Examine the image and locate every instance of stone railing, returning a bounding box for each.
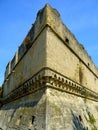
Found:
[2,67,98,104]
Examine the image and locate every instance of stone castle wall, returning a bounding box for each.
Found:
[0,4,98,130]
[3,28,47,97]
[0,88,47,130]
[3,4,98,98]
[46,26,98,92]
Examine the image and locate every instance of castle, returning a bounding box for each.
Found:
[0,4,98,130]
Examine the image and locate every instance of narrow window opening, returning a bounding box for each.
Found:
[79,115,82,122]
[65,38,69,43]
[32,115,35,124]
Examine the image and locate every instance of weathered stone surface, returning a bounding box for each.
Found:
[1,87,98,130]
[0,89,47,130]
[46,88,98,130]
[0,3,98,130]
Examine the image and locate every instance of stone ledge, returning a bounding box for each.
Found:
[2,67,98,105]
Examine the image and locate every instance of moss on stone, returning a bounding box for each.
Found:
[85,108,98,130]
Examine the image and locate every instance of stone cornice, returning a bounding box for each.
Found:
[2,68,98,105]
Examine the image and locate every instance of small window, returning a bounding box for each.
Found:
[32,115,35,124]
[79,115,82,122]
[65,38,69,43]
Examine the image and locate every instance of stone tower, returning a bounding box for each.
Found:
[0,4,98,130]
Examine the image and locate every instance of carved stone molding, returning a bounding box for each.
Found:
[2,68,98,104]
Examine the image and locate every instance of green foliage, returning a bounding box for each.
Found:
[87,110,96,124]
[85,126,88,130]
[85,108,98,130]
[92,125,98,130]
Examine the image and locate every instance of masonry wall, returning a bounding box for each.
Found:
[46,27,98,93]
[3,28,47,97]
[46,4,98,77]
[3,3,98,97]
[0,88,47,130]
[46,87,98,130]
[1,87,98,130]
[1,4,98,130]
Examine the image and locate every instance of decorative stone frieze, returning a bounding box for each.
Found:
[2,68,98,104]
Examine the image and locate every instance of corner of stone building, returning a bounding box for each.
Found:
[45,87,98,130]
[1,3,98,130]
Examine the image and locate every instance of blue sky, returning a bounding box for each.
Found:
[0,0,98,85]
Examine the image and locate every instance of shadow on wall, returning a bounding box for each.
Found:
[0,88,46,111]
[0,88,46,130]
[72,112,85,130]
